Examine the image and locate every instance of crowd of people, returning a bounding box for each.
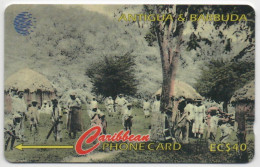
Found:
[4,90,135,151]
[4,89,235,151]
[145,94,235,145]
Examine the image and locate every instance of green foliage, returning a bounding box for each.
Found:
[187,33,201,51]
[195,59,254,103]
[225,38,232,52]
[86,52,138,98]
[144,26,157,47]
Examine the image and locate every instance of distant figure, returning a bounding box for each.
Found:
[27,100,40,142]
[88,107,103,119]
[40,100,52,114]
[174,100,190,144]
[122,103,133,134]
[12,112,24,142]
[143,98,150,118]
[16,91,27,114]
[51,98,63,142]
[183,99,195,139]
[152,94,161,113]
[207,107,222,143]
[115,94,128,115]
[90,97,98,110]
[105,96,114,116]
[89,107,106,134]
[14,92,27,141]
[192,99,206,138]
[4,119,16,151]
[219,113,234,144]
[67,92,82,139]
[28,100,40,126]
[11,89,21,114]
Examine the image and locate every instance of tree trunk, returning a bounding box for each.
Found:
[223,100,228,113]
[150,5,185,141]
[156,26,184,113]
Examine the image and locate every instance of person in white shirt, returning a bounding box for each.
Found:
[152,94,160,113]
[90,97,98,110]
[143,98,151,118]
[40,100,52,114]
[105,96,114,116]
[192,99,206,138]
[115,94,128,115]
[122,103,133,133]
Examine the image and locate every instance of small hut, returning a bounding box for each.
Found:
[5,68,56,112]
[150,80,202,141]
[231,80,255,132]
[231,80,254,103]
[230,80,254,162]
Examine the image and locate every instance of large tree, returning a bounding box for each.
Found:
[195,59,254,112]
[143,5,190,112]
[142,5,254,113]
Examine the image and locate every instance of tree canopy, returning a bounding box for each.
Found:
[195,59,254,112]
[86,52,137,98]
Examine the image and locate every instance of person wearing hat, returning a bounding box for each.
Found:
[50,98,63,142]
[122,103,133,132]
[152,94,161,113]
[174,106,190,143]
[115,94,128,116]
[143,98,151,118]
[28,100,40,139]
[67,92,82,139]
[105,96,114,116]
[4,119,16,151]
[192,99,206,138]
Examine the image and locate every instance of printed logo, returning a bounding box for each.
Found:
[13,12,36,36]
[75,126,150,155]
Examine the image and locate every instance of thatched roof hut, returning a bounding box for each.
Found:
[231,81,254,103]
[5,68,55,92]
[4,68,56,111]
[150,80,202,141]
[230,80,254,158]
[153,80,202,100]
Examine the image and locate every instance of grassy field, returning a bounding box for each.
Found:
[4,104,254,163]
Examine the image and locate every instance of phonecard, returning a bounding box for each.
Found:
[4,4,255,163]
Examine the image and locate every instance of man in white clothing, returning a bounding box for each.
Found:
[143,98,151,118]
[192,99,206,138]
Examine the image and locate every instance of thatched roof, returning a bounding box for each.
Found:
[5,68,55,92]
[231,80,254,102]
[153,80,202,100]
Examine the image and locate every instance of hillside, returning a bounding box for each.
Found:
[5,5,254,98]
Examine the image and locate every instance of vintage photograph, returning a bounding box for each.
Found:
[4,4,255,163]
